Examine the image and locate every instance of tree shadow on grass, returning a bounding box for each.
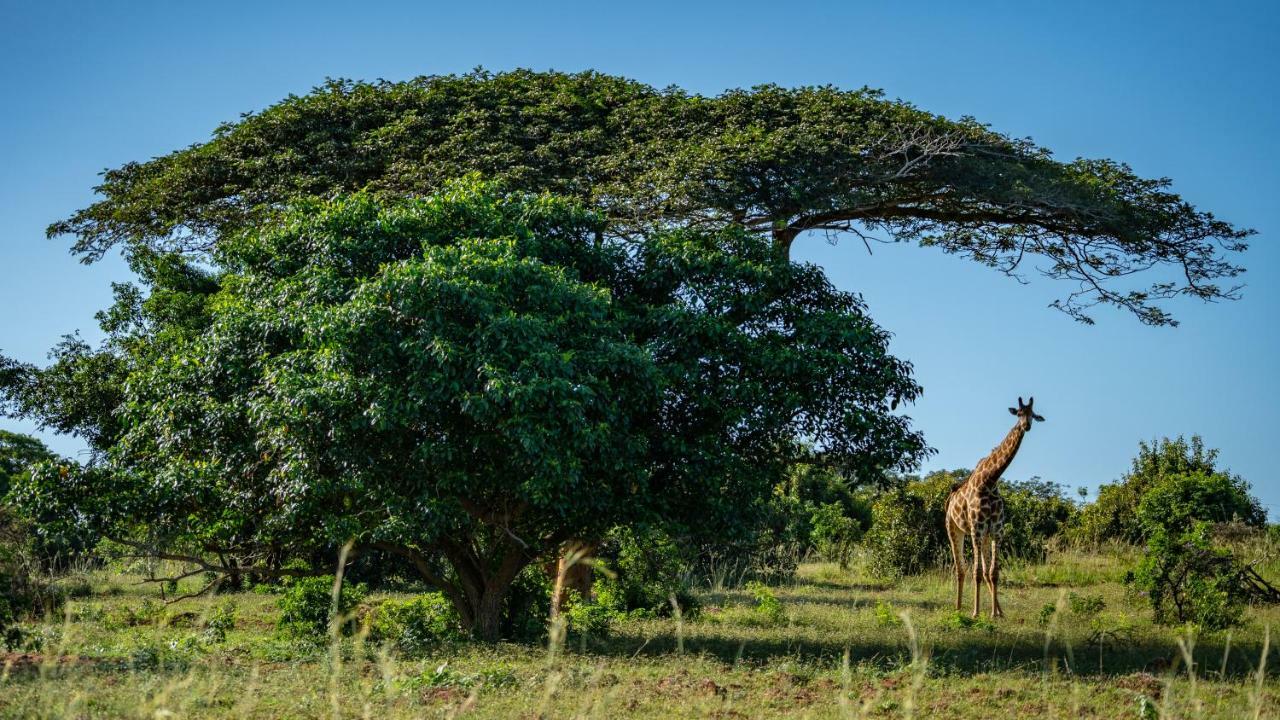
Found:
[593,628,1278,680]
[780,591,948,612]
[794,579,892,593]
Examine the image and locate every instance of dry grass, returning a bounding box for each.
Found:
[1,549,1277,719]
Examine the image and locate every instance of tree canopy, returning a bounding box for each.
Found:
[0,431,56,499]
[52,69,1249,325]
[11,182,926,638]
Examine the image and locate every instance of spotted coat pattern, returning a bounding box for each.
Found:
[945,399,1041,619]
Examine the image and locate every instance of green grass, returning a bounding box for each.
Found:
[2,549,1277,718]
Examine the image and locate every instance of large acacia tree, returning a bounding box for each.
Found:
[11,183,925,638]
[54,69,1248,326]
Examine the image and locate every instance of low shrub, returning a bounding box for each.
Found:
[201,599,237,644]
[809,502,861,568]
[1128,523,1247,630]
[0,509,62,649]
[1068,592,1106,617]
[940,610,995,632]
[368,592,461,654]
[873,599,903,628]
[563,590,616,638]
[595,525,699,618]
[863,488,938,578]
[276,575,368,639]
[745,581,784,624]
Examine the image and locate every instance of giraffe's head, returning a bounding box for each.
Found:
[1008,396,1046,431]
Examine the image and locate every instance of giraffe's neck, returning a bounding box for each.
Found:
[966,421,1027,490]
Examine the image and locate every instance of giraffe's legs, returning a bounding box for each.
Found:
[947,524,965,611]
[970,533,984,619]
[988,537,1003,618]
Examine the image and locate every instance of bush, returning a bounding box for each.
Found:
[201,600,237,644]
[873,599,903,628]
[809,502,862,568]
[1070,436,1233,546]
[863,488,938,578]
[368,593,461,655]
[862,471,957,578]
[1068,592,1106,617]
[1129,523,1248,630]
[0,509,61,649]
[596,525,699,617]
[276,575,368,639]
[563,590,616,638]
[1136,470,1265,537]
[745,581,784,624]
[500,563,553,641]
[864,471,1076,577]
[1001,478,1077,561]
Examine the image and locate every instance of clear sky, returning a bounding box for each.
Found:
[1,1,1276,514]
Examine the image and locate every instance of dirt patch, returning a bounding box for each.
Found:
[1,652,95,671]
[697,678,726,696]
[419,686,465,703]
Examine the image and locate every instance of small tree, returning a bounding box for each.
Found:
[1130,523,1248,630]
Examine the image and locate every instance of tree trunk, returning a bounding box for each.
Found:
[472,587,506,643]
[439,539,532,642]
[550,539,598,616]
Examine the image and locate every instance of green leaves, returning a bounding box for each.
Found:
[14,181,927,637]
[49,70,1249,325]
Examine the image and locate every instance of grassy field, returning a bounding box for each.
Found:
[2,548,1276,719]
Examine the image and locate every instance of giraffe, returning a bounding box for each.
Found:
[945,396,1045,618]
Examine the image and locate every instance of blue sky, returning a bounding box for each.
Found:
[1,1,1276,514]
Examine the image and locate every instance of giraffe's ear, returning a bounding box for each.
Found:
[1033,413,1045,422]
[1009,407,1018,415]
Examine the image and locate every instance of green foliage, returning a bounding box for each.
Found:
[0,432,96,568]
[201,600,237,645]
[745,581,784,624]
[16,183,924,640]
[500,564,553,641]
[862,471,958,578]
[48,70,1249,326]
[276,576,368,640]
[873,599,903,628]
[1136,470,1265,537]
[0,430,56,499]
[863,488,938,579]
[865,471,1076,577]
[1068,592,1106,617]
[941,611,995,632]
[1000,478,1078,562]
[1037,603,1058,626]
[1071,436,1248,545]
[1129,523,1247,630]
[0,510,61,649]
[368,593,462,655]
[595,525,697,618]
[402,662,518,691]
[563,591,616,639]
[808,502,862,568]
